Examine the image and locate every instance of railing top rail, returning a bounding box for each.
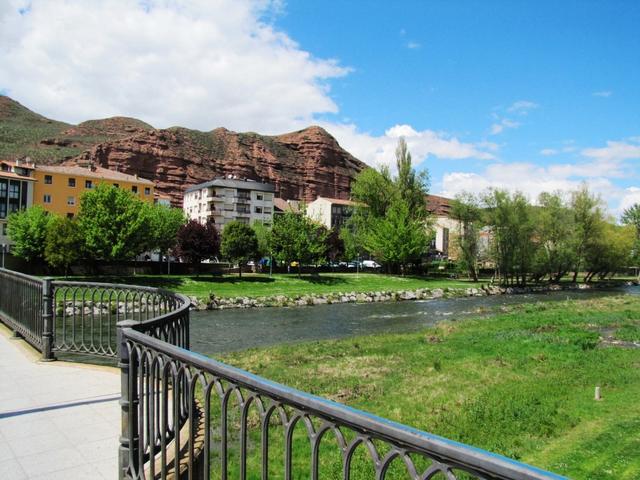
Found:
[123,328,566,480]
[0,267,45,284]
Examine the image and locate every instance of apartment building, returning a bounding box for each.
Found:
[183,177,275,229]
[0,159,36,246]
[33,164,155,217]
[306,197,356,230]
[425,194,460,259]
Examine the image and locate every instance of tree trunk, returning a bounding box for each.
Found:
[238,263,242,278]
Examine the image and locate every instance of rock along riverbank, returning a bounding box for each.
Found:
[191,281,636,311]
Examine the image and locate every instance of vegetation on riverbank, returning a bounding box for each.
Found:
[219,295,640,479]
[62,272,480,300]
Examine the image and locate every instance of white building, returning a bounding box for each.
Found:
[306,196,356,230]
[1,159,36,249]
[183,177,275,229]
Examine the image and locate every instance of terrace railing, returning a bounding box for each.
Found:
[0,268,567,480]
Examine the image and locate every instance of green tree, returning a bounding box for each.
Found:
[252,221,272,261]
[364,198,429,274]
[271,211,328,277]
[44,216,83,275]
[221,221,259,278]
[532,192,576,282]
[621,203,640,238]
[483,190,537,286]
[570,185,605,282]
[584,223,635,281]
[395,137,430,219]
[77,184,150,261]
[6,205,54,263]
[145,204,185,257]
[450,193,482,281]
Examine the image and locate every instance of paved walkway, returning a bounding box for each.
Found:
[0,327,120,479]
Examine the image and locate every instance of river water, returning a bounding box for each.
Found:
[190,285,640,356]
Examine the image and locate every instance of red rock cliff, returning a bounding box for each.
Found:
[73,125,365,206]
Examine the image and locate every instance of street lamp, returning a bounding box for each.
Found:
[1,244,6,269]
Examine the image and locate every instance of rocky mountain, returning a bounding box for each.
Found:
[0,96,366,205]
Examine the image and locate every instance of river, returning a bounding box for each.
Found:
[190,285,640,356]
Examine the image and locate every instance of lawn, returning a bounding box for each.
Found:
[216,295,640,479]
[62,272,481,301]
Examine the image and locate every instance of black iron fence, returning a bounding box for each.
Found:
[0,268,566,480]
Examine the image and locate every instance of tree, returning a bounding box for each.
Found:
[395,137,430,219]
[482,190,537,286]
[145,204,185,257]
[44,216,83,275]
[6,205,54,263]
[77,184,150,261]
[621,203,640,238]
[174,219,219,268]
[583,223,635,281]
[450,193,482,281]
[220,221,259,278]
[570,185,605,282]
[531,192,576,282]
[364,197,429,274]
[271,211,328,277]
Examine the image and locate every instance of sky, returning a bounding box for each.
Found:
[1,0,639,215]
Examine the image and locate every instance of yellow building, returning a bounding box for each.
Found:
[33,164,155,217]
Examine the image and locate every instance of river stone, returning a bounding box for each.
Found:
[431,289,444,298]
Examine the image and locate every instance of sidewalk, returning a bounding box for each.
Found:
[0,326,120,479]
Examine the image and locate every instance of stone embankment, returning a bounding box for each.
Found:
[193,281,627,311]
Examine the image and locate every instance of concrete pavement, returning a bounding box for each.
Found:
[0,325,120,479]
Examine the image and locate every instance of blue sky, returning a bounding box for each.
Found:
[274,1,640,210]
[1,0,638,213]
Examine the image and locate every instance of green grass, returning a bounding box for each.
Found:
[214,295,640,479]
[60,272,481,301]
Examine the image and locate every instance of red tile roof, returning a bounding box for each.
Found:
[36,165,154,185]
[425,194,453,217]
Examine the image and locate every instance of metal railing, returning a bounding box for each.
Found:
[0,268,566,480]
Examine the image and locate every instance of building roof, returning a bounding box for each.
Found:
[1,159,36,170]
[0,170,36,182]
[425,194,453,217]
[311,196,357,206]
[185,177,275,194]
[35,165,155,185]
[273,197,301,213]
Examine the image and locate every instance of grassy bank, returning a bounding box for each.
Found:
[63,273,480,301]
[218,295,640,479]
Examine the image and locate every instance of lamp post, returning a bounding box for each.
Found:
[1,244,6,269]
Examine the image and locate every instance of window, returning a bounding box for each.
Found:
[113,183,119,188]
[2,223,7,235]
[66,213,74,219]
[67,196,75,206]
[43,194,52,204]
[132,186,138,193]
[68,178,76,187]
[256,194,263,201]
[144,187,151,195]
[0,203,6,219]
[85,180,93,189]
[0,180,7,198]
[264,207,272,214]
[8,182,19,199]
[254,206,263,214]
[264,193,273,201]
[44,175,52,184]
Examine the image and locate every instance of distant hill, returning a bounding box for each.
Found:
[0,96,366,205]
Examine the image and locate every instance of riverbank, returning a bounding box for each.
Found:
[199,279,632,310]
[219,295,640,479]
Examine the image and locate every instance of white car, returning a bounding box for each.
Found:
[362,260,381,269]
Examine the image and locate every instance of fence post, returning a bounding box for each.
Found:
[118,320,139,480]
[41,277,54,361]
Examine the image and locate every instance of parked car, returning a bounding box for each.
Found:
[362,260,381,269]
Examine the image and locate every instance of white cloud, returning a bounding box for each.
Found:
[440,138,640,215]
[0,0,348,133]
[540,148,558,156]
[593,91,613,98]
[490,118,520,135]
[319,122,495,170]
[507,100,538,114]
[406,41,421,49]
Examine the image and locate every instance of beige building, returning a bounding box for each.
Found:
[426,194,460,259]
[183,177,275,229]
[0,159,36,247]
[306,196,356,230]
